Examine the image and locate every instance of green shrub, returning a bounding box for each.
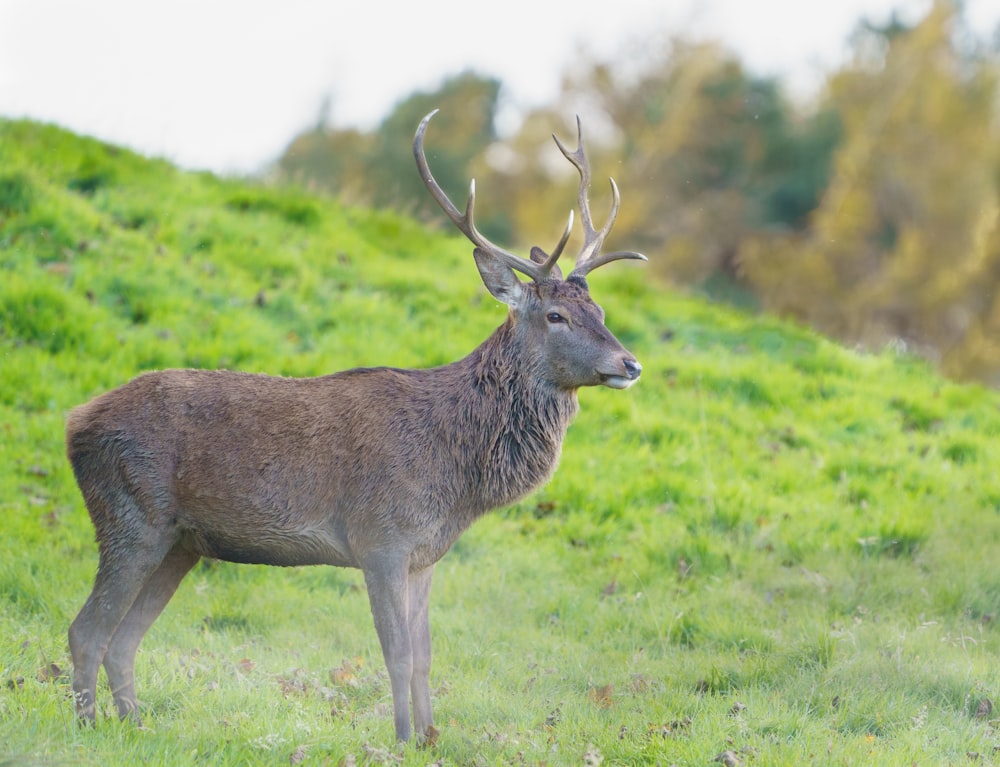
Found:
[0,172,35,216]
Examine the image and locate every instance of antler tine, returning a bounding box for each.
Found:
[414,110,555,283]
[549,210,574,261]
[528,210,574,278]
[552,116,647,279]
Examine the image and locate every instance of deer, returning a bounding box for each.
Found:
[65,109,645,743]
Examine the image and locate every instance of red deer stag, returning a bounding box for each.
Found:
[66,110,645,742]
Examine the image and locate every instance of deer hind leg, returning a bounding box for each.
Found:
[102,544,200,722]
[407,566,435,740]
[68,512,178,723]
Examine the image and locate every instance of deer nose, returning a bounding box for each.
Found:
[623,358,642,380]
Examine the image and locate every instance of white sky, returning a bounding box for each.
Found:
[0,0,995,174]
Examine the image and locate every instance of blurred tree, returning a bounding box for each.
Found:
[278,72,502,231]
[485,41,840,300]
[942,197,1000,382]
[280,126,372,201]
[366,72,500,224]
[273,0,1000,382]
[740,0,1000,379]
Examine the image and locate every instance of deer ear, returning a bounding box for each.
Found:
[473,247,525,307]
[530,246,563,279]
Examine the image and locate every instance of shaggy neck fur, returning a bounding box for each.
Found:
[440,315,579,514]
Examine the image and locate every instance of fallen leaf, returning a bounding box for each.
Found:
[677,557,692,579]
[647,717,692,738]
[360,743,398,764]
[544,707,561,729]
[534,501,557,518]
[36,663,64,683]
[331,657,363,687]
[629,674,652,693]
[46,261,71,276]
[581,743,603,766]
[236,658,255,674]
[278,675,307,697]
[331,669,355,686]
[588,684,614,708]
[422,724,439,748]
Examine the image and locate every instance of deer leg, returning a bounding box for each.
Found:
[407,566,434,740]
[102,545,200,722]
[69,533,175,722]
[362,552,413,742]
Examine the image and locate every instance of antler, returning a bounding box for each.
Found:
[552,116,647,280]
[414,110,568,283]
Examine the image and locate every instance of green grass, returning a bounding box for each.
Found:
[2,118,1000,765]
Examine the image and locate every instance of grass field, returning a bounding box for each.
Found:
[2,119,1000,766]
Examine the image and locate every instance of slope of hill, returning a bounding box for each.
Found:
[2,119,999,766]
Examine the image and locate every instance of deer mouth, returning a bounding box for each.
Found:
[601,374,637,390]
[601,371,642,389]
[600,358,642,389]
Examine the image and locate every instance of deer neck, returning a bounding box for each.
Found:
[451,316,579,510]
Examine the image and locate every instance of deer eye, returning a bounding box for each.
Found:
[546,312,567,324]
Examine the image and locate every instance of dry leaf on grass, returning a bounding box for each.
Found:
[974,698,993,719]
[647,717,692,738]
[331,657,364,687]
[587,684,614,708]
[713,750,741,767]
[581,743,603,766]
[422,725,440,748]
[36,662,64,683]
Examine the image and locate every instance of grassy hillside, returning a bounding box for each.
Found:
[2,119,1000,766]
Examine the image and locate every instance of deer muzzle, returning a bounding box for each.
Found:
[601,357,642,390]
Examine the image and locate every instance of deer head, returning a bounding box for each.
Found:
[413,110,645,391]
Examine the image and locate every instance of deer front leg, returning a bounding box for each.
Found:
[407,566,434,740]
[362,552,413,742]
